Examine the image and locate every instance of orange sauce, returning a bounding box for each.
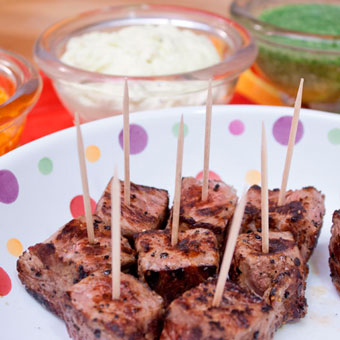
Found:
[0,75,39,155]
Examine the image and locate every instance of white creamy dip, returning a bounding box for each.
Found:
[61,25,220,76]
[57,25,227,121]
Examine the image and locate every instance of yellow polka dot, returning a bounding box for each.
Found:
[7,238,23,257]
[245,170,261,186]
[86,145,101,163]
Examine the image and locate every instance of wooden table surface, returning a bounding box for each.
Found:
[0,0,232,62]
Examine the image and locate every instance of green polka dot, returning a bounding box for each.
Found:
[328,128,340,145]
[172,122,189,137]
[38,157,53,175]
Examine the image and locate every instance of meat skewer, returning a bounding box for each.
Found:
[111,166,121,299]
[278,78,304,206]
[329,210,340,293]
[171,114,184,246]
[123,78,131,206]
[213,190,247,306]
[75,111,94,244]
[202,79,212,201]
[261,121,269,253]
[17,215,135,319]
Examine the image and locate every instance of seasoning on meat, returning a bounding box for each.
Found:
[329,210,340,293]
[17,216,135,318]
[160,278,276,340]
[135,228,219,305]
[242,185,325,262]
[62,271,164,340]
[230,231,307,328]
[95,178,169,240]
[167,177,237,247]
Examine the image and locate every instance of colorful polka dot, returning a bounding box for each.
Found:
[0,170,19,204]
[229,120,245,135]
[7,238,23,257]
[119,124,148,155]
[70,195,96,218]
[272,116,304,146]
[172,122,189,137]
[245,170,261,185]
[86,145,101,162]
[0,267,11,297]
[196,170,222,181]
[328,128,340,145]
[38,157,53,175]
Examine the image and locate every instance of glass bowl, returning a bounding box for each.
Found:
[34,4,257,122]
[231,0,340,113]
[0,48,42,155]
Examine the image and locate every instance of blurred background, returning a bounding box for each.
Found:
[0,0,232,61]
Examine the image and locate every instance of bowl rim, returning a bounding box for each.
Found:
[34,3,257,83]
[230,0,340,54]
[0,48,42,132]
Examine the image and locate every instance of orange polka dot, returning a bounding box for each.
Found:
[7,238,23,257]
[86,145,101,163]
[245,170,261,185]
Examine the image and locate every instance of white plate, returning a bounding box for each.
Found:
[0,105,339,339]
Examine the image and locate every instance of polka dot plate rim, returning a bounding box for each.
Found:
[0,105,339,340]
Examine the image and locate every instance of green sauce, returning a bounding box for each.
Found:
[255,3,340,107]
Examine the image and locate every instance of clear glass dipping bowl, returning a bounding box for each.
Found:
[0,48,42,155]
[34,4,257,122]
[231,0,340,113]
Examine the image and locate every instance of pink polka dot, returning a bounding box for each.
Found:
[0,170,19,204]
[229,120,245,135]
[70,195,96,218]
[119,124,148,155]
[0,267,11,296]
[272,116,304,146]
[196,170,221,181]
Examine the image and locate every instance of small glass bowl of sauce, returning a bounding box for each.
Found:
[0,48,42,155]
[231,0,340,113]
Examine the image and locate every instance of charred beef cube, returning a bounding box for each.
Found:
[17,216,135,318]
[95,178,169,240]
[62,272,164,340]
[230,231,307,328]
[161,278,276,340]
[135,228,219,305]
[167,177,237,248]
[329,210,340,293]
[242,185,325,262]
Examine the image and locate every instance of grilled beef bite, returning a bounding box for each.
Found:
[167,177,237,247]
[17,216,135,318]
[241,185,325,262]
[95,178,169,240]
[62,271,164,340]
[230,231,307,328]
[161,278,276,340]
[329,210,340,293]
[135,228,219,305]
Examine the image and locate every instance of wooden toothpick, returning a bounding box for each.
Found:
[212,190,247,307]
[171,115,185,246]
[111,166,121,300]
[278,79,304,206]
[74,112,94,244]
[261,122,269,253]
[123,78,130,206]
[202,80,213,201]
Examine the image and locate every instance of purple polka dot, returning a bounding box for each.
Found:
[272,116,304,146]
[119,124,148,155]
[0,170,19,204]
[229,120,245,135]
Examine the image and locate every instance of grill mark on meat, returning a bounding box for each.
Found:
[329,210,340,293]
